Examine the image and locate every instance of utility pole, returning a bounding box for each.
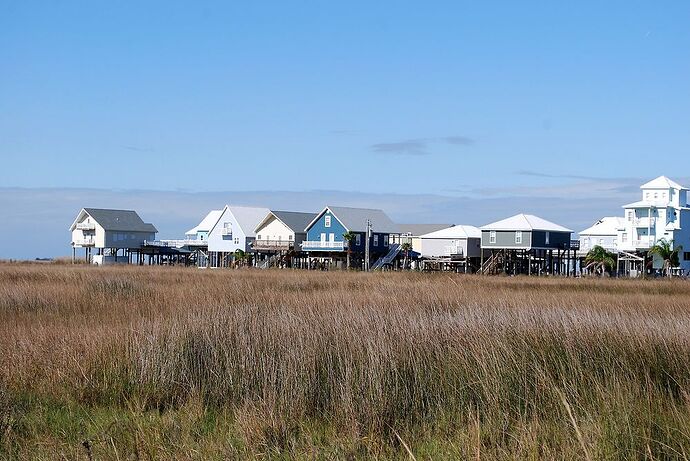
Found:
[364,219,371,271]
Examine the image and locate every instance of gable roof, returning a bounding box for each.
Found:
[71,208,158,233]
[397,224,454,236]
[256,210,317,233]
[640,176,687,190]
[305,206,400,234]
[419,225,481,239]
[579,217,626,236]
[211,205,271,238]
[481,214,572,233]
[186,210,223,235]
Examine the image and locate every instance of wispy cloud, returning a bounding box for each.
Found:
[372,139,429,156]
[371,135,474,156]
[120,144,155,152]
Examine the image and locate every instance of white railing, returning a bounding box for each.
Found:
[301,240,346,250]
[633,217,656,227]
[76,223,96,230]
[253,240,293,249]
[73,238,95,246]
[144,238,209,248]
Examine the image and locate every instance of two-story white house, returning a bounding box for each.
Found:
[206,205,271,267]
[617,176,690,272]
[69,208,157,263]
[578,217,626,253]
[253,210,316,252]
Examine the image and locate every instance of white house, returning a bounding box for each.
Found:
[206,205,271,267]
[578,217,625,253]
[391,224,454,254]
[185,210,223,242]
[417,225,482,258]
[69,208,157,263]
[253,210,316,252]
[617,176,690,272]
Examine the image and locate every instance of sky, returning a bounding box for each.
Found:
[1,1,689,258]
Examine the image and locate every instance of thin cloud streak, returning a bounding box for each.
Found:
[371,135,475,156]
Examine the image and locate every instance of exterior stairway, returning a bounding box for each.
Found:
[480,252,504,275]
[371,244,401,270]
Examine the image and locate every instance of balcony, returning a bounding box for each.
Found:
[619,236,655,250]
[632,217,656,228]
[301,240,346,251]
[76,222,96,230]
[73,238,95,246]
[253,240,294,251]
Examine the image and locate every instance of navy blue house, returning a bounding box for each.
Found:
[302,206,400,257]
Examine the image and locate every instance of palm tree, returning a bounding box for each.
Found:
[648,238,682,277]
[342,231,356,270]
[401,242,412,270]
[583,245,616,276]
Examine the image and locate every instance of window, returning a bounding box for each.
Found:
[257,234,261,240]
[234,237,239,244]
[489,231,496,244]
[622,233,628,243]
[289,235,293,241]
[515,231,522,244]
[355,234,361,245]
[329,233,334,242]
[545,232,550,245]
[684,252,690,261]
[627,211,633,221]
[598,238,604,245]
[373,234,379,246]
[654,192,658,200]
[383,235,389,246]
[277,235,281,241]
[325,215,331,228]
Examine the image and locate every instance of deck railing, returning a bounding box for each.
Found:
[301,240,346,250]
[73,238,95,246]
[253,240,293,250]
[76,223,96,230]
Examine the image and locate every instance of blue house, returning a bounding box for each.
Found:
[302,206,400,257]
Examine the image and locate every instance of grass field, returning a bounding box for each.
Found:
[2,264,690,459]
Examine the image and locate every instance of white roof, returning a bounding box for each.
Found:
[640,176,687,190]
[186,210,223,235]
[621,200,674,209]
[579,217,625,236]
[419,225,481,239]
[481,214,572,232]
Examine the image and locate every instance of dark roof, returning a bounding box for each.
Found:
[272,211,317,232]
[314,206,399,233]
[83,208,158,233]
[397,223,454,236]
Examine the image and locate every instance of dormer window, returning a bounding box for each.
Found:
[325,215,331,228]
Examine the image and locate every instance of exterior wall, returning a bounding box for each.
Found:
[481,230,570,250]
[207,208,249,253]
[304,210,347,252]
[579,234,618,253]
[304,210,391,254]
[419,238,470,258]
[103,231,155,249]
[531,230,571,249]
[256,216,295,242]
[71,215,107,248]
[481,230,533,249]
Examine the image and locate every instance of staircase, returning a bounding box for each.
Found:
[371,244,401,270]
[480,252,503,275]
[258,255,279,269]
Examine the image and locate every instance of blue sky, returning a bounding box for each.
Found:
[1,2,689,257]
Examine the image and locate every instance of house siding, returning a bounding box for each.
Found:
[304,209,391,254]
[481,230,533,249]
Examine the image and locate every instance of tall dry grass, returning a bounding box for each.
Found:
[1,265,690,459]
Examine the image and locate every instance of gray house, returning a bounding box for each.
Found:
[480,213,574,275]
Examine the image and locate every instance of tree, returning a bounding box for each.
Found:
[583,245,616,276]
[342,231,356,270]
[648,238,682,277]
[401,242,412,270]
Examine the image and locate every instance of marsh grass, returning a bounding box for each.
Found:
[2,265,690,459]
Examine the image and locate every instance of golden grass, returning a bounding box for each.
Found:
[1,264,690,459]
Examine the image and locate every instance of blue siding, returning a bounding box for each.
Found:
[304,209,392,254]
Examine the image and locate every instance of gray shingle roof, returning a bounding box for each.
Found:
[271,211,317,232]
[322,206,399,234]
[83,208,158,233]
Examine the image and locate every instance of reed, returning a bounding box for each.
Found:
[1,264,690,459]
